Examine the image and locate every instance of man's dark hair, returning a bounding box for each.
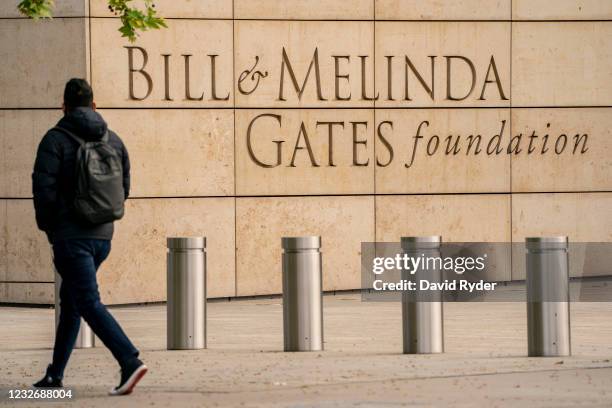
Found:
[63,78,93,110]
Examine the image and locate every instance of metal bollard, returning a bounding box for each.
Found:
[167,237,206,350]
[54,272,95,348]
[401,236,444,354]
[526,237,571,357]
[282,236,323,352]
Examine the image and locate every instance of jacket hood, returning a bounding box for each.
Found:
[57,107,108,141]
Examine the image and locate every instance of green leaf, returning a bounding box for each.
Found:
[19,0,166,41]
[18,0,55,20]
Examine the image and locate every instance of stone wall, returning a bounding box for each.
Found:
[1,0,610,304]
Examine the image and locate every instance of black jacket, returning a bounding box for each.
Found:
[32,107,130,243]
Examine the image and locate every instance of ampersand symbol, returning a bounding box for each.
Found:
[238,56,269,95]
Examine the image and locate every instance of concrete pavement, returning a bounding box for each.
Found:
[0,294,611,407]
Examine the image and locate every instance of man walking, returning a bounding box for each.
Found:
[32,78,147,395]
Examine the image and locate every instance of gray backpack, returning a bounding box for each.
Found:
[55,126,125,224]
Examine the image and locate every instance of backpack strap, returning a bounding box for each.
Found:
[53,126,110,145]
[53,126,84,146]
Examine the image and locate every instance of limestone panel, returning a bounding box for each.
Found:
[91,19,233,108]
[375,21,510,108]
[0,201,7,282]
[512,22,612,106]
[511,108,612,192]
[513,0,612,20]
[512,193,612,241]
[99,109,234,197]
[0,110,60,198]
[236,109,374,195]
[5,200,53,282]
[375,0,510,20]
[99,197,235,304]
[511,192,612,279]
[0,18,88,108]
[0,283,6,301]
[234,20,374,108]
[376,194,511,281]
[0,108,235,199]
[376,194,511,242]
[375,108,511,194]
[234,0,374,20]
[4,282,54,304]
[236,196,375,296]
[90,0,232,18]
[0,0,86,18]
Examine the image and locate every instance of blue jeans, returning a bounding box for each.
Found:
[50,239,139,379]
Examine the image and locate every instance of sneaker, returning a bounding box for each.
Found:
[109,358,148,396]
[33,365,63,388]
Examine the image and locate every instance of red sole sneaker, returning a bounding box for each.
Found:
[109,365,148,396]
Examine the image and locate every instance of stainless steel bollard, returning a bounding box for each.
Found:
[282,236,323,352]
[401,236,444,354]
[526,237,571,357]
[54,271,95,348]
[167,237,206,350]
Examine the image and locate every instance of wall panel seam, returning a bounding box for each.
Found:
[76,17,612,22]
[0,16,89,20]
[373,0,377,245]
[2,191,612,201]
[1,16,609,23]
[510,0,514,277]
[88,0,92,86]
[232,0,238,298]
[2,192,611,200]
[3,106,612,110]
[0,281,54,284]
